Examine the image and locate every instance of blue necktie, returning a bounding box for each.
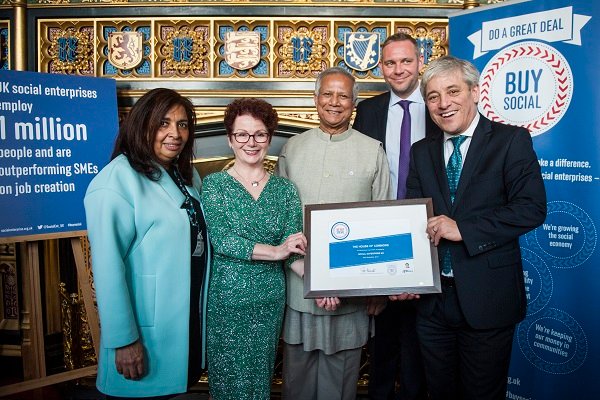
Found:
[396,100,412,199]
[447,135,467,204]
[441,135,467,275]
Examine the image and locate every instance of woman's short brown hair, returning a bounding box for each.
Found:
[224,98,278,140]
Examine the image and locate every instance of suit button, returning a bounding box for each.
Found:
[478,245,484,251]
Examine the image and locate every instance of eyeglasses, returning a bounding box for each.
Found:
[231,131,270,143]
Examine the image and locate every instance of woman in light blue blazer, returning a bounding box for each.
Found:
[84,88,210,399]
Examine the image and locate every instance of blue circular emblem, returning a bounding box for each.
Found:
[331,222,350,240]
[521,248,553,316]
[524,201,596,269]
[517,308,588,374]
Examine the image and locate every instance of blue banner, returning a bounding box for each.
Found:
[329,233,413,269]
[0,70,118,239]
[450,0,598,398]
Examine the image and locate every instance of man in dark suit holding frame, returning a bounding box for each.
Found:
[353,33,429,400]
[406,55,546,400]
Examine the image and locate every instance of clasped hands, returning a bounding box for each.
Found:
[278,232,307,259]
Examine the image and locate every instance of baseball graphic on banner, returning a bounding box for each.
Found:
[479,41,573,136]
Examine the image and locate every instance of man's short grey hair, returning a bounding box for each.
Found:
[420,56,481,98]
[315,67,359,103]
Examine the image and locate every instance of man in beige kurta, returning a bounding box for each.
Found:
[276,67,391,400]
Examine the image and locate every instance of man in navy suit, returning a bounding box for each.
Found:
[353,33,428,400]
[406,56,547,400]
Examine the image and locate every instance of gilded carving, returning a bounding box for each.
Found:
[36,0,72,4]
[26,0,480,4]
[35,16,448,79]
[60,281,97,370]
[81,236,96,301]
[278,111,321,128]
[80,0,127,3]
[0,21,8,71]
[23,0,507,5]
[157,23,210,77]
[0,244,18,324]
[277,24,328,77]
[45,26,94,75]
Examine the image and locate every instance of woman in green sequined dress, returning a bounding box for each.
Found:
[201,98,306,400]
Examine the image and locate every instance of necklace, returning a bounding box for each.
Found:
[232,166,267,187]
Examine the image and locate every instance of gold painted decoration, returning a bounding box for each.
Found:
[278,111,321,127]
[108,31,143,70]
[156,21,209,78]
[35,15,448,82]
[224,31,261,70]
[162,26,209,75]
[0,24,4,70]
[0,243,18,325]
[48,27,94,74]
[278,25,327,76]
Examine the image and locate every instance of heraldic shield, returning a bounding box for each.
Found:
[108,31,143,70]
[224,31,261,70]
[344,32,380,71]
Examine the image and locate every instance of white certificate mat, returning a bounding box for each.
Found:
[304,199,441,298]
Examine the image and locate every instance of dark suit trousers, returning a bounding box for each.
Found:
[368,301,427,400]
[415,284,515,400]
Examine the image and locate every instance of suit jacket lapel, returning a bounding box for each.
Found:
[374,92,391,150]
[427,131,452,211]
[453,116,492,206]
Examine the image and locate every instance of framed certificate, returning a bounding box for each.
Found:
[304,198,441,298]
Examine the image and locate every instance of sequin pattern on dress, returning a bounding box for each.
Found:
[201,171,303,400]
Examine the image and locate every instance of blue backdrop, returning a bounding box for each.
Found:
[0,70,118,239]
[450,0,598,398]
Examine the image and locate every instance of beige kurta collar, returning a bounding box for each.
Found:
[316,127,354,142]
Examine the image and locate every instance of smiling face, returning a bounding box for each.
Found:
[380,40,423,99]
[314,73,355,135]
[424,69,480,135]
[153,104,190,168]
[228,114,270,167]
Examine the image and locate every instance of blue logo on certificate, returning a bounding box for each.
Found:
[329,234,413,269]
[327,218,415,277]
[331,221,350,240]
